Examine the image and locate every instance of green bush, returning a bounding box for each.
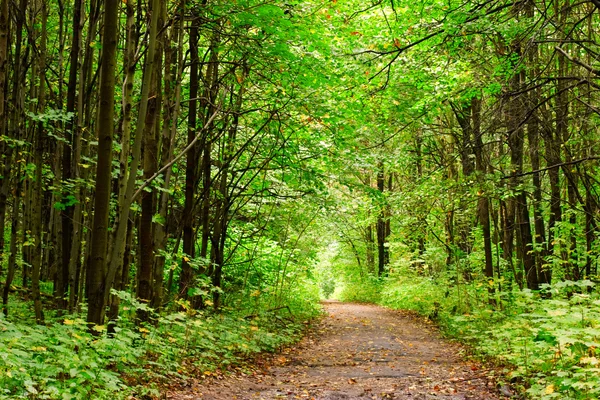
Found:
[450,281,600,399]
[0,290,320,400]
[0,315,133,399]
[370,271,600,399]
[336,276,382,303]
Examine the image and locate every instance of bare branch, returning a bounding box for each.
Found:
[501,157,600,180]
[131,108,221,201]
[555,46,600,76]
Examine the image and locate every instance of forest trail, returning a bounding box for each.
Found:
[168,301,505,399]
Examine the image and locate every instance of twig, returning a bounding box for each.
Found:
[555,46,600,76]
[500,157,600,180]
[131,108,220,201]
[244,305,292,320]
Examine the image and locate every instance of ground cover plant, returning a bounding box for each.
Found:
[332,263,600,399]
[0,288,320,399]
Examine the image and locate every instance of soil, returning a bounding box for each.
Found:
[167,301,509,399]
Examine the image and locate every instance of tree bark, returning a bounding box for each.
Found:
[86,0,119,328]
[138,0,163,320]
[376,163,389,276]
[180,16,199,299]
[506,59,538,290]
[471,96,494,296]
[0,0,9,270]
[152,3,183,309]
[30,0,47,324]
[104,0,161,311]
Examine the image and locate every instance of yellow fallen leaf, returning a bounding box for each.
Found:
[545,384,555,394]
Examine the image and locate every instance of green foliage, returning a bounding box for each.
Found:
[337,276,382,304]
[450,281,600,400]
[380,275,445,317]
[352,269,600,399]
[0,291,320,399]
[0,314,132,399]
[319,274,336,299]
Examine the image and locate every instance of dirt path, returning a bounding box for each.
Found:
[168,301,506,399]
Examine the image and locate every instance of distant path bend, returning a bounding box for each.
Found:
[169,301,504,399]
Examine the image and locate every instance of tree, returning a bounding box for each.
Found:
[86,0,119,328]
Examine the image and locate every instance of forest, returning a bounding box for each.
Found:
[0,0,599,398]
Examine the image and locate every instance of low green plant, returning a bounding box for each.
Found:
[336,275,382,303]
[0,287,320,399]
[452,280,600,399]
[0,314,135,399]
[362,269,600,399]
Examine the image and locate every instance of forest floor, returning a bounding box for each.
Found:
[167,301,509,399]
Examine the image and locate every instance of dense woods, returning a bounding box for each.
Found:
[2,0,600,398]
[0,0,328,320]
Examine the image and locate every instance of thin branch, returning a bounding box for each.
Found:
[131,108,220,201]
[500,157,600,180]
[347,0,384,21]
[575,96,600,117]
[555,46,600,76]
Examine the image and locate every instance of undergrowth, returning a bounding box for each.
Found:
[0,290,321,399]
[339,267,600,399]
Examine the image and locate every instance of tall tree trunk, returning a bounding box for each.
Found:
[104,0,160,312]
[543,0,569,273]
[199,36,220,261]
[376,163,389,276]
[451,101,475,261]
[77,0,100,297]
[3,0,27,310]
[506,57,538,290]
[0,0,9,269]
[471,96,494,298]
[57,0,83,310]
[525,0,550,286]
[58,0,79,310]
[180,16,199,299]
[86,0,119,328]
[105,0,137,322]
[138,0,163,319]
[152,4,183,309]
[503,43,522,288]
[30,0,47,324]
